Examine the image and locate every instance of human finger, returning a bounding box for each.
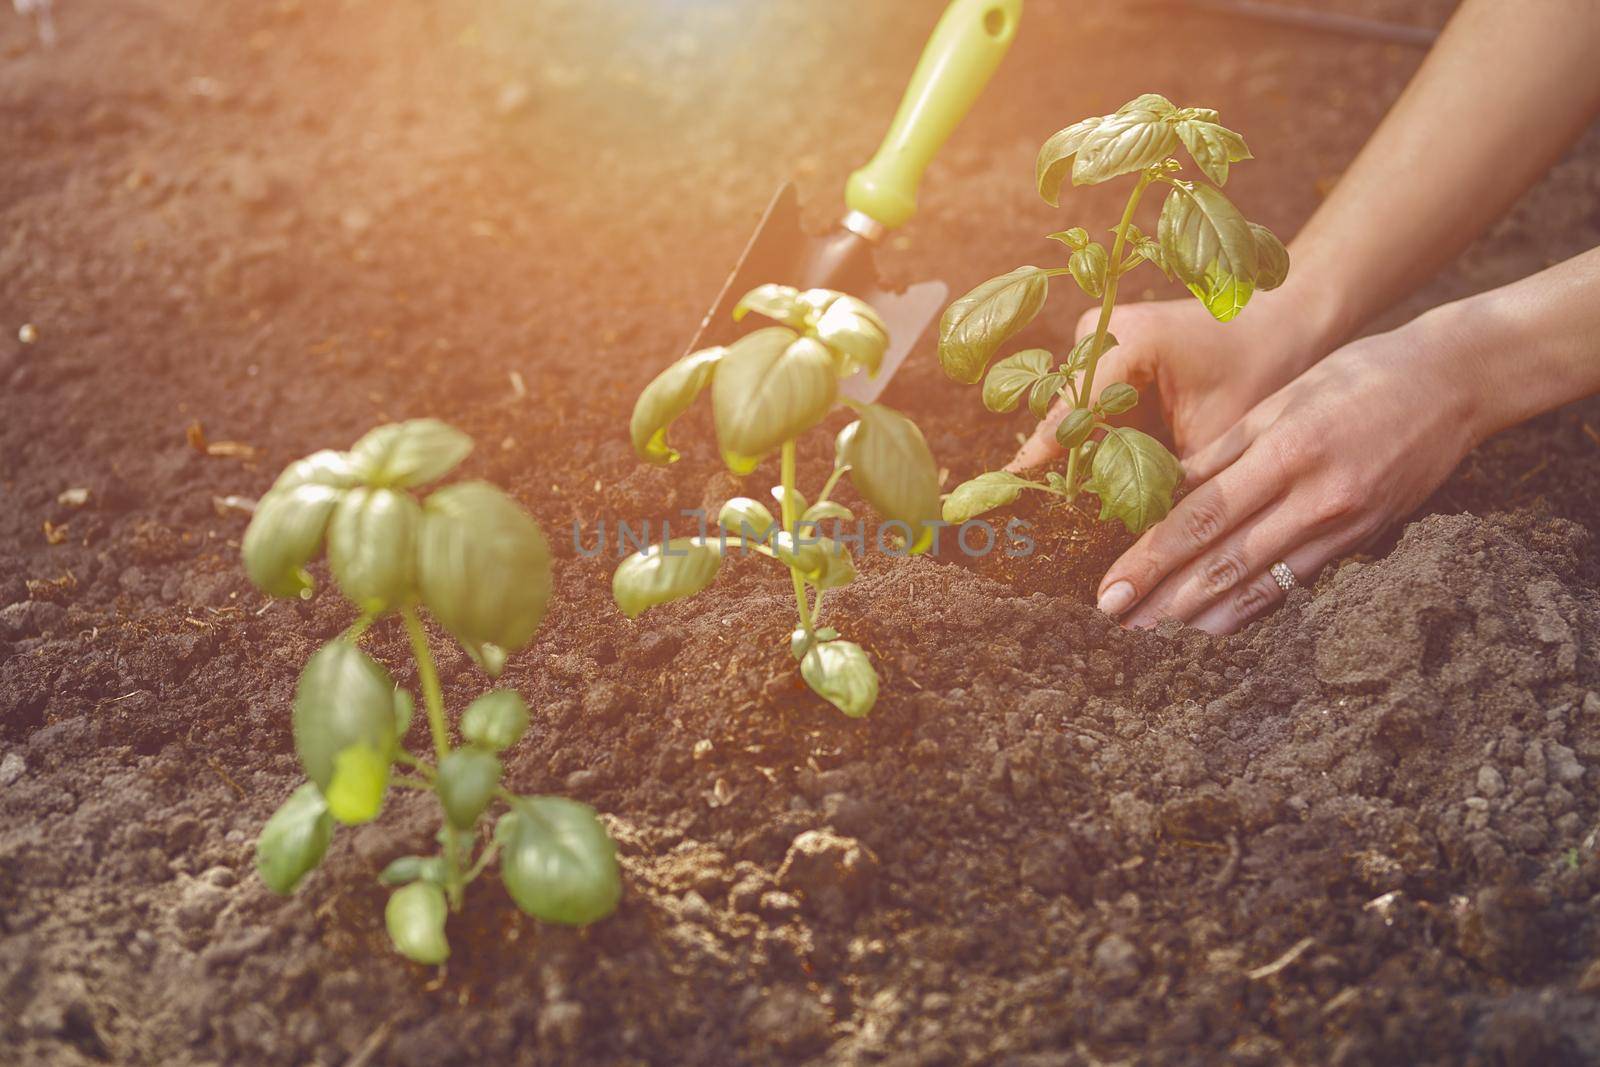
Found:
[1094,442,1288,620]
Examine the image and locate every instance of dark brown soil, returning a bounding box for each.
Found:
[955,489,1134,604]
[6,1,1600,1064]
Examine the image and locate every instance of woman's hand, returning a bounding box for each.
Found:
[1094,309,1484,634]
[1008,292,1329,473]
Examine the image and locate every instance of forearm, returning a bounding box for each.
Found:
[1281,0,1600,355]
[1426,245,1600,444]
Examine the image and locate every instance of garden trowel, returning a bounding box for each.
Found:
[684,0,1023,403]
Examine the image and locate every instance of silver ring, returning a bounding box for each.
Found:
[1269,561,1298,593]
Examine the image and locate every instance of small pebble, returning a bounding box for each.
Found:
[0,752,25,787]
[678,889,713,925]
[175,880,228,932]
[758,890,801,920]
[1476,765,1505,798]
[745,986,831,1054]
[199,866,237,888]
[1093,933,1143,991]
[777,829,878,923]
[1546,743,1584,784]
[537,1001,584,1048]
[18,323,38,344]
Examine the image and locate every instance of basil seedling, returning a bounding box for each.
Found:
[620,286,942,718]
[244,420,621,965]
[939,95,1289,533]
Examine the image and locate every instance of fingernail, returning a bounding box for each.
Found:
[1097,580,1136,619]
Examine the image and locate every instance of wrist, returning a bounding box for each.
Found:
[1393,300,1498,452]
[1224,273,1348,394]
[1264,248,1363,365]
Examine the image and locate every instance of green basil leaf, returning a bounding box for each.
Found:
[1071,95,1179,186]
[806,537,856,591]
[813,293,889,378]
[800,639,878,718]
[982,348,1052,414]
[611,537,722,619]
[717,497,775,543]
[833,421,859,468]
[801,501,854,526]
[732,283,805,328]
[1158,184,1260,322]
[1083,427,1183,534]
[942,470,1034,523]
[378,855,447,887]
[790,625,839,661]
[769,484,809,521]
[393,688,415,736]
[242,484,343,599]
[271,449,362,493]
[1116,222,1169,278]
[937,267,1049,384]
[348,419,473,489]
[1054,408,1096,451]
[323,742,391,825]
[256,782,333,895]
[1029,373,1068,419]
[293,641,397,806]
[1045,227,1091,251]
[1097,382,1139,415]
[836,403,942,555]
[1037,118,1104,206]
[1045,471,1074,494]
[1174,118,1251,186]
[496,796,621,926]
[712,328,836,474]
[772,531,826,579]
[326,487,420,615]
[1133,236,1171,278]
[1250,223,1290,291]
[417,482,552,675]
[1119,93,1179,115]
[461,689,530,751]
[1068,244,1109,298]
[629,347,723,465]
[386,881,450,965]
[1192,262,1255,322]
[1065,331,1118,373]
[438,746,503,829]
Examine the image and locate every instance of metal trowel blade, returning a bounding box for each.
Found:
[684,182,947,404]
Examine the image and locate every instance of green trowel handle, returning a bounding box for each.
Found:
[845,0,1023,231]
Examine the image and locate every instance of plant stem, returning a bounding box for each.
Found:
[394,750,436,776]
[780,441,815,635]
[495,785,558,835]
[815,465,847,506]
[1065,169,1155,498]
[341,614,375,643]
[461,841,500,885]
[401,607,464,908]
[401,609,451,763]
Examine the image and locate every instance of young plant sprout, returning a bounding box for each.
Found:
[939,94,1290,534]
[243,419,620,965]
[616,286,942,718]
